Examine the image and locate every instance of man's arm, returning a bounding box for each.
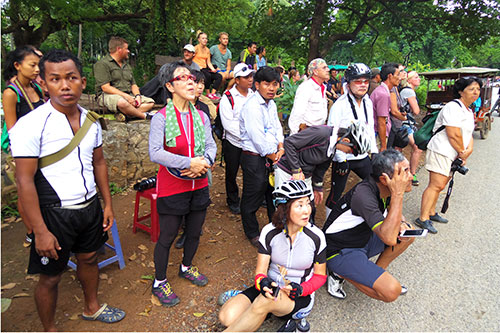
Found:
[377,116,387,151]
[16,158,61,259]
[372,163,410,245]
[92,146,114,232]
[219,95,239,137]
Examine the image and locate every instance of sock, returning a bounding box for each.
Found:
[181,264,190,272]
[153,279,166,288]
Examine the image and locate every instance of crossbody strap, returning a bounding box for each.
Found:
[347,93,368,123]
[38,111,102,169]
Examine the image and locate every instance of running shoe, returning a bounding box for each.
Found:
[400,285,408,295]
[217,289,241,306]
[23,233,33,247]
[429,213,448,223]
[327,271,346,299]
[278,319,297,332]
[415,218,437,234]
[412,174,419,186]
[178,265,208,286]
[152,281,180,307]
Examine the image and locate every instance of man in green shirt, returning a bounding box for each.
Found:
[94,36,154,119]
[210,32,234,87]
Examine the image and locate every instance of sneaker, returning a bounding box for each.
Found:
[415,218,437,234]
[145,111,155,120]
[217,289,241,306]
[178,265,208,286]
[278,319,297,332]
[174,233,186,249]
[412,174,419,186]
[400,285,408,296]
[429,213,448,224]
[23,233,33,247]
[327,271,346,299]
[152,281,180,307]
[228,203,240,215]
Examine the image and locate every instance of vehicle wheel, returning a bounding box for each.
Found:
[480,119,489,139]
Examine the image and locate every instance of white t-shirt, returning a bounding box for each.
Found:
[9,102,102,206]
[427,99,474,160]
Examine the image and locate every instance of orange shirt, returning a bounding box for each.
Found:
[193,44,210,69]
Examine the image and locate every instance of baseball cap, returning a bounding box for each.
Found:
[234,63,255,78]
[183,44,195,53]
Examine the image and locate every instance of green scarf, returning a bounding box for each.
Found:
[163,100,205,156]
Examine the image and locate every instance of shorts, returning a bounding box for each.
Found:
[425,149,453,177]
[241,286,313,320]
[401,124,414,136]
[326,233,386,288]
[28,195,108,276]
[157,187,211,216]
[98,93,154,112]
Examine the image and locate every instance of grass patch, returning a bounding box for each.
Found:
[109,182,127,196]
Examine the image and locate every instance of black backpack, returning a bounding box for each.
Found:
[213,90,234,140]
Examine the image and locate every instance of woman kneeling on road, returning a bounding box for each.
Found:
[416,76,480,233]
[149,60,216,306]
[219,180,327,331]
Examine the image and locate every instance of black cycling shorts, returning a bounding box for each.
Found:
[241,286,312,320]
[157,186,211,216]
[28,196,108,276]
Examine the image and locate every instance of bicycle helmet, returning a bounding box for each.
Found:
[273,180,313,208]
[344,63,372,82]
[337,121,371,156]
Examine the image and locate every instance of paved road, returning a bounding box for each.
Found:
[262,117,500,331]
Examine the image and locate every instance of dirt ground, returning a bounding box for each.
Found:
[0,159,363,332]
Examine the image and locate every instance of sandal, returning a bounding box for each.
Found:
[82,303,126,323]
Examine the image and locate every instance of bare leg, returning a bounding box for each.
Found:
[408,135,422,175]
[376,238,414,269]
[75,252,101,316]
[420,171,450,220]
[346,272,401,302]
[223,293,294,332]
[35,273,63,331]
[116,99,147,119]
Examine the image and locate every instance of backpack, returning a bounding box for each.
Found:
[213,90,234,140]
[1,81,44,153]
[413,100,460,150]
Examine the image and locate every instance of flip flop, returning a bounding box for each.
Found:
[82,303,126,323]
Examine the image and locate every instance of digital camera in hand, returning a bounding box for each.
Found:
[451,158,469,175]
[133,176,157,191]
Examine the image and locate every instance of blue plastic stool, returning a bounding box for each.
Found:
[67,220,126,270]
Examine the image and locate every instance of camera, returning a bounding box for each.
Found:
[450,158,469,175]
[133,176,157,191]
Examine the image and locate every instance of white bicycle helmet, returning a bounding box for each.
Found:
[337,121,371,156]
[273,180,313,208]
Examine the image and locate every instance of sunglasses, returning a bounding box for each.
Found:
[352,79,370,85]
[168,74,196,83]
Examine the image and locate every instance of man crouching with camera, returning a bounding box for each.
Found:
[416,77,480,234]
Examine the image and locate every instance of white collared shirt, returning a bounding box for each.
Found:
[239,93,284,156]
[219,86,254,148]
[327,92,378,161]
[288,78,328,135]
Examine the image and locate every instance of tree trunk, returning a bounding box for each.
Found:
[308,0,328,63]
[77,24,82,59]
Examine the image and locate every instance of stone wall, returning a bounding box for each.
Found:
[102,120,157,187]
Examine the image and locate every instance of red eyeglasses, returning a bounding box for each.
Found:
[168,74,196,83]
[352,79,370,85]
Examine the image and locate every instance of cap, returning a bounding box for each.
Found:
[183,44,195,53]
[234,63,255,78]
[371,67,380,77]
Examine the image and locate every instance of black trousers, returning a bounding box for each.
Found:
[326,156,372,209]
[201,68,223,91]
[240,153,275,239]
[222,139,242,206]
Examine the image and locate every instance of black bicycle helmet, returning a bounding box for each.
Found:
[344,63,372,82]
[273,180,313,208]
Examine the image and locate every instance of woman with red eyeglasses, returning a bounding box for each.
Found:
[148,60,216,307]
